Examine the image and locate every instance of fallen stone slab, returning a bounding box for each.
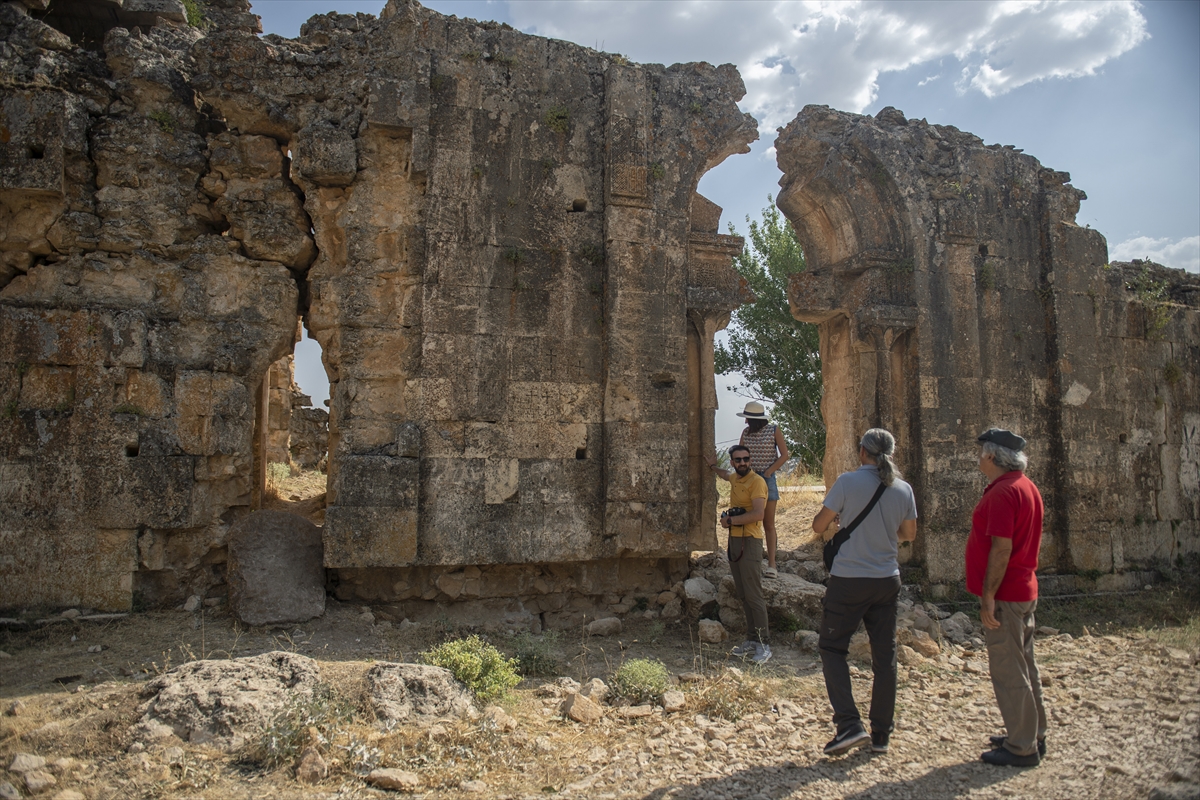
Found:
[366,768,420,791]
[227,510,325,627]
[133,651,321,749]
[365,663,475,725]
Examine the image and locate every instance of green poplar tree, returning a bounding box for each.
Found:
[715,198,824,472]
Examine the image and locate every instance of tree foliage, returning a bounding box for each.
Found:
[715,199,824,471]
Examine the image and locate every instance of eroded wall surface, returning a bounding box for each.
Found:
[776,106,1199,584]
[0,0,755,613]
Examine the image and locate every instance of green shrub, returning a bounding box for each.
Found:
[423,635,520,702]
[248,683,356,769]
[610,658,669,705]
[543,106,570,134]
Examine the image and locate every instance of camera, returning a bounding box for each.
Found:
[721,507,747,520]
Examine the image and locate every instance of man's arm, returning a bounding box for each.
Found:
[730,496,767,526]
[897,518,917,543]
[702,452,731,482]
[980,535,1013,630]
[813,506,839,541]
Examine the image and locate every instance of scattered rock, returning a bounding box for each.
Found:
[365,768,420,791]
[366,663,475,724]
[697,619,728,643]
[562,692,603,724]
[10,753,46,773]
[482,705,517,732]
[795,630,820,653]
[227,511,326,627]
[87,644,104,653]
[618,705,653,718]
[358,611,375,625]
[162,747,184,765]
[60,609,80,620]
[0,650,10,659]
[48,759,73,775]
[52,791,86,800]
[296,746,327,783]
[683,577,718,613]
[460,780,487,793]
[134,651,321,749]
[23,770,56,794]
[661,690,686,712]
[1037,625,1060,636]
[182,595,202,613]
[0,782,18,800]
[579,678,609,703]
[677,672,704,683]
[897,643,920,665]
[900,628,941,657]
[660,598,683,619]
[848,632,872,663]
[587,617,622,637]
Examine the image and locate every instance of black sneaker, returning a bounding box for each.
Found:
[823,726,870,756]
[870,731,890,754]
[981,747,1040,767]
[989,735,1046,757]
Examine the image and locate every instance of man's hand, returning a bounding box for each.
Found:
[720,515,731,529]
[980,594,1000,629]
[703,453,717,468]
[812,507,839,540]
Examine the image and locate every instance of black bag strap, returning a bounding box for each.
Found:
[824,481,887,568]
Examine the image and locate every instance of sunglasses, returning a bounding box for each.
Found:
[731,457,751,463]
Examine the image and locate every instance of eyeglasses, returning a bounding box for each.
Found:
[731,457,751,464]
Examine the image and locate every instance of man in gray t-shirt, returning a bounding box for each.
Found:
[812,429,918,757]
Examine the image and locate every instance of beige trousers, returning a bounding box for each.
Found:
[984,599,1049,756]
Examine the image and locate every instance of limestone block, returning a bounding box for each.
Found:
[295,121,357,187]
[324,506,417,568]
[227,511,325,626]
[92,457,194,529]
[17,366,75,411]
[0,90,83,197]
[330,454,417,508]
[365,663,474,724]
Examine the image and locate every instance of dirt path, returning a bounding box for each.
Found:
[2,594,1197,800]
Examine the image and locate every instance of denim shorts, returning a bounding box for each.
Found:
[757,471,780,501]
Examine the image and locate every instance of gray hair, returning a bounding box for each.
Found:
[982,441,1028,472]
[860,428,901,486]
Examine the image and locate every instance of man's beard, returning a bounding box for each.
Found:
[734,464,751,477]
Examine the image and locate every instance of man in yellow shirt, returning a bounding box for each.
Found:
[704,445,771,664]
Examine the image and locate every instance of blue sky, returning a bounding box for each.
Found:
[255,0,1199,444]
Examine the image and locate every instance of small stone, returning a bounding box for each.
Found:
[60,609,80,619]
[162,747,184,765]
[562,692,604,724]
[24,770,57,794]
[677,672,704,683]
[1106,764,1136,776]
[662,690,686,712]
[87,645,103,653]
[579,678,609,703]
[587,617,622,636]
[358,611,375,625]
[697,619,727,643]
[6,700,25,716]
[1036,626,1059,636]
[483,705,517,732]
[296,746,327,784]
[0,650,10,659]
[0,782,19,800]
[460,780,487,793]
[127,742,145,754]
[619,705,653,718]
[897,644,920,665]
[182,595,202,613]
[48,759,73,775]
[52,792,86,800]
[10,753,46,773]
[399,619,418,631]
[365,768,420,791]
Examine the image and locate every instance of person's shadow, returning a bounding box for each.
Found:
[638,750,1015,799]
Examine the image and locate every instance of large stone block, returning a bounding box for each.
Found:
[228,511,325,626]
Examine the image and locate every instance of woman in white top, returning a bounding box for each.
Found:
[737,401,790,578]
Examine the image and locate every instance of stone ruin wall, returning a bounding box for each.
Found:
[0,0,757,623]
[2,0,1196,620]
[775,106,1199,586]
[264,351,328,471]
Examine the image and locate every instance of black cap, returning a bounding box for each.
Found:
[977,428,1026,451]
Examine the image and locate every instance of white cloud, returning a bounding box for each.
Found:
[507,0,1148,128]
[1109,236,1200,273]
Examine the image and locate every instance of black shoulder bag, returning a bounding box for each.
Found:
[823,481,887,571]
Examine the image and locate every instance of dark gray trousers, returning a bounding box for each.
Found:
[819,574,901,735]
[728,535,769,644]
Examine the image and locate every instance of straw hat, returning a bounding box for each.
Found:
[736,401,769,420]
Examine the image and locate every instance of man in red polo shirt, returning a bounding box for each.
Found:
[966,428,1047,768]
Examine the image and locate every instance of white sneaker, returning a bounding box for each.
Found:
[751,643,772,664]
[731,640,756,658]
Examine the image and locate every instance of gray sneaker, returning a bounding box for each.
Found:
[731,640,756,658]
[751,643,772,664]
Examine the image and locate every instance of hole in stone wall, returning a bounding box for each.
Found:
[125,442,139,457]
[979,245,988,257]
[576,447,587,460]
[28,144,45,160]
[570,199,587,212]
[1119,433,1127,443]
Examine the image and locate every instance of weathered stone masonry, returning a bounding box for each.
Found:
[776,106,1199,585]
[2,0,1195,618]
[0,0,755,620]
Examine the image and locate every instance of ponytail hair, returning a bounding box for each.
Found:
[860,428,900,486]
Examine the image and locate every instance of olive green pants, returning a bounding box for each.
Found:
[984,599,1048,756]
[728,535,769,644]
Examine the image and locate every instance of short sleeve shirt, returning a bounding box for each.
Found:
[965,470,1043,601]
[822,465,918,578]
[728,470,769,539]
